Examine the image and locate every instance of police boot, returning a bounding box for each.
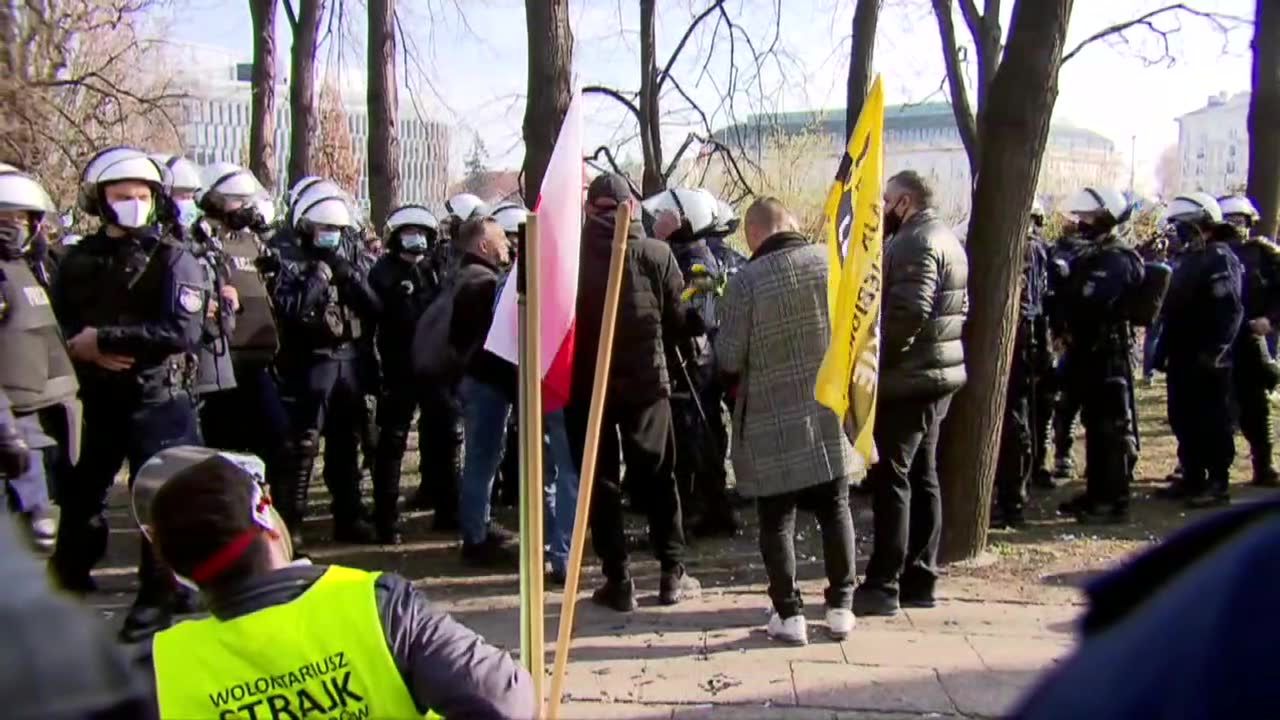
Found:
[1251,449,1279,488]
[1052,455,1075,481]
[120,540,174,643]
[428,422,463,533]
[371,446,404,545]
[1186,469,1231,509]
[48,513,108,595]
[273,439,317,552]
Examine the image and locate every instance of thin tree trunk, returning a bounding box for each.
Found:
[845,0,882,139]
[937,0,1074,563]
[248,0,278,191]
[367,0,399,229]
[287,0,324,188]
[931,0,981,181]
[638,0,663,196]
[521,0,573,202]
[1248,0,1280,239]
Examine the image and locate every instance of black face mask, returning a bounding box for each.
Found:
[883,201,907,237]
[225,206,263,232]
[1076,220,1110,240]
[666,220,696,245]
[1174,221,1203,248]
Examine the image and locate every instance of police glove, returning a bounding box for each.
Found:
[0,424,30,479]
[254,250,281,276]
[325,254,356,285]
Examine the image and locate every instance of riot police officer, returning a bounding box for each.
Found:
[993,200,1050,528]
[1044,220,1091,481]
[49,146,206,641]
[272,184,381,545]
[1025,201,1058,490]
[643,187,738,537]
[707,199,747,276]
[194,163,290,503]
[1055,187,1145,524]
[0,167,78,550]
[1219,195,1280,486]
[1155,193,1243,507]
[367,204,458,542]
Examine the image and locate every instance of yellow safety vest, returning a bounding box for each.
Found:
[154,565,440,719]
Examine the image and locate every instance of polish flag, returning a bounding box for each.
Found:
[485,93,584,411]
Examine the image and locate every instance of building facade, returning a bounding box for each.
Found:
[715,103,1121,220]
[171,46,450,211]
[1176,91,1250,196]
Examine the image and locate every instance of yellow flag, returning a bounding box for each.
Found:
[815,76,885,471]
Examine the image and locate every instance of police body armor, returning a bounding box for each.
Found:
[1124,261,1172,327]
[220,230,279,363]
[274,260,362,352]
[0,258,83,461]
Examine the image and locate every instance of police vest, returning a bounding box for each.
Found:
[153,566,439,720]
[221,231,280,362]
[0,258,78,413]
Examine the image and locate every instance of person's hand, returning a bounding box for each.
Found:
[326,255,355,284]
[66,327,101,362]
[0,425,30,478]
[254,251,281,276]
[206,298,220,320]
[1250,318,1272,336]
[221,285,241,312]
[95,355,135,371]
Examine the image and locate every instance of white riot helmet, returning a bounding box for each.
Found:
[1064,186,1131,236]
[642,187,720,237]
[151,155,203,195]
[1217,195,1260,225]
[77,146,167,229]
[445,193,489,222]
[385,204,440,254]
[0,168,56,253]
[1166,192,1225,225]
[288,179,344,229]
[712,199,740,236]
[287,175,324,208]
[293,189,355,233]
[201,162,272,231]
[490,202,528,236]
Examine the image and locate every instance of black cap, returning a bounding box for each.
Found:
[586,173,631,210]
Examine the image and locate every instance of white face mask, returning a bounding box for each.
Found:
[176,199,201,229]
[110,198,152,229]
[400,232,427,252]
[314,230,342,249]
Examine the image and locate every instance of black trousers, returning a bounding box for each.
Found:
[198,361,290,495]
[372,380,462,527]
[757,476,856,618]
[1168,362,1235,493]
[864,392,953,595]
[567,397,685,582]
[1233,335,1276,476]
[1052,355,1083,465]
[1078,366,1138,508]
[996,328,1035,513]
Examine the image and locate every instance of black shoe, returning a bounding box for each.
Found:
[406,489,435,511]
[659,567,702,605]
[119,600,172,643]
[333,518,378,545]
[1154,482,1192,500]
[1185,490,1230,509]
[1076,503,1130,525]
[375,524,403,545]
[460,537,518,568]
[49,560,98,596]
[900,592,937,609]
[547,566,567,587]
[591,578,637,612]
[1251,468,1280,488]
[990,507,1026,530]
[852,584,900,617]
[485,523,518,546]
[1057,493,1092,517]
[1031,469,1059,490]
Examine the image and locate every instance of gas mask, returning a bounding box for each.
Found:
[225,205,263,232]
[400,231,427,254]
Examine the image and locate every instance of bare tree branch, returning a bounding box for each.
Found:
[282,0,299,29]
[1062,3,1250,64]
[930,0,979,179]
[655,0,727,89]
[583,84,642,119]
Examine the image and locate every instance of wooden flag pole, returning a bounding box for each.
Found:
[546,202,632,720]
[517,217,546,714]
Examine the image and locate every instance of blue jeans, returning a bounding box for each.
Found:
[459,377,513,545]
[544,410,579,574]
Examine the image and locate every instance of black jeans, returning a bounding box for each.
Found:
[864,392,953,596]
[757,476,856,618]
[996,328,1034,514]
[567,397,685,582]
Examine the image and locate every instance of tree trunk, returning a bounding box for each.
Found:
[937,0,1074,563]
[367,0,399,229]
[845,0,882,140]
[931,0,981,181]
[248,0,278,191]
[1248,0,1280,239]
[287,0,324,188]
[638,0,664,196]
[521,0,573,203]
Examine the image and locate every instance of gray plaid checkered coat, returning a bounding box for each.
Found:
[714,232,857,499]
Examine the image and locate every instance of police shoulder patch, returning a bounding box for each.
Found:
[177,283,204,314]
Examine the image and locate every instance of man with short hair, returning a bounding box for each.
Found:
[855,170,969,617]
[717,196,858,645]
[568,173,703,611]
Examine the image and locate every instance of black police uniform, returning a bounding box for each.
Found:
[49,227,205,638]
[1227,233,1280,484]
[1045,234,1090,477]
[368,245,462,537]
[192,225,290,495]
[994,235,1049,525]
[186,224,239,401]
[668,236,735,535]
[1157,235,1243,504]
[1027,232,1057,487]
[1057,237,1144,521]
[271,235,381,541]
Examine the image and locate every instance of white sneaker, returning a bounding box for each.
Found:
[766,612,808,645]
[826,607,856,639]
[30,516,56,551]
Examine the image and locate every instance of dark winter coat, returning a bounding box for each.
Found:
[879,208,970,399]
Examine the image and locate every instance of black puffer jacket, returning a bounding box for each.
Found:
[572,210,700,407]
[134,564,534,719]
[880,208,969,399]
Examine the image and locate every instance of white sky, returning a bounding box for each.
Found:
[163,0,1256,191]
